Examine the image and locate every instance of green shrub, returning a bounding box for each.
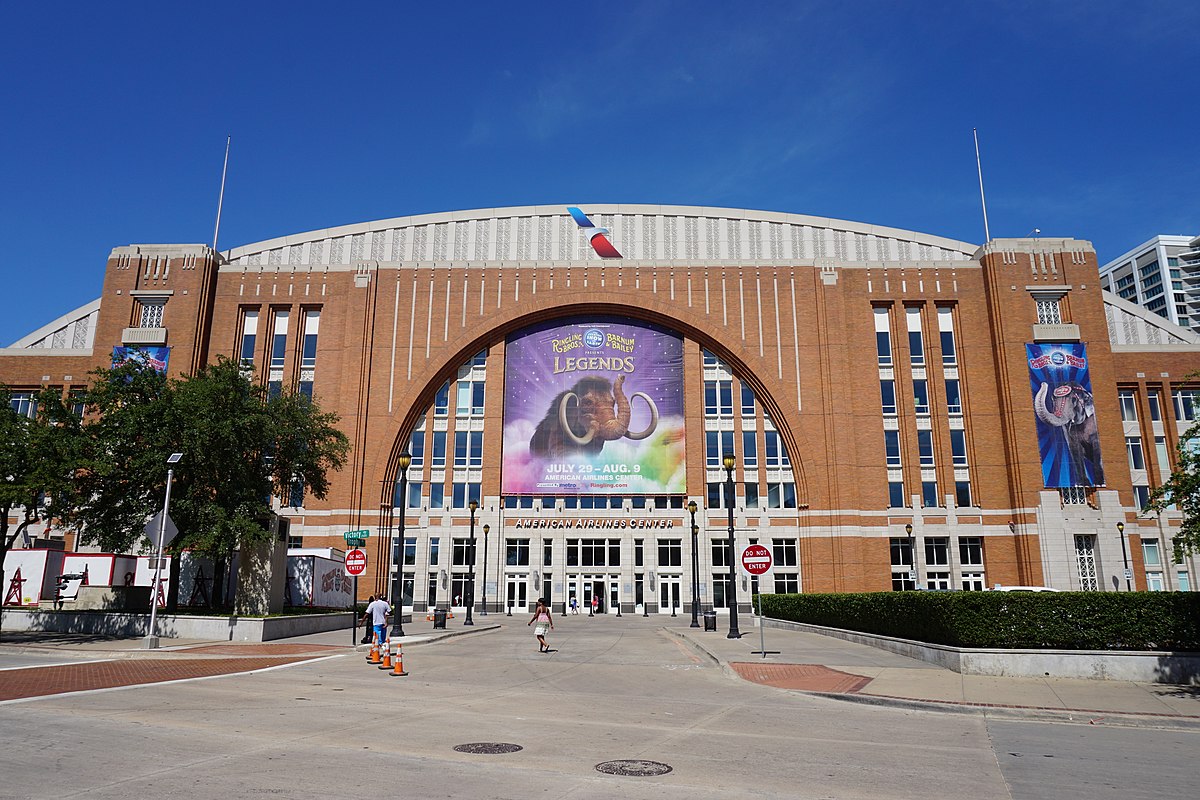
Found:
[757,592,1200,651]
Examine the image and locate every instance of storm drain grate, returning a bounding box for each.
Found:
[453,742,523,755]
[595,760,673,777]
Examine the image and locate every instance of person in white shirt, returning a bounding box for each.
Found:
[365,594,391,646]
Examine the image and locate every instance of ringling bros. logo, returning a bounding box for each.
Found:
[568,207,622,258]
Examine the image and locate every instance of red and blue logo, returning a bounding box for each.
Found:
[568,207,622,258]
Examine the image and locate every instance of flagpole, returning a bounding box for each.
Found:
[973,128,991,243]
[212,136,231,251]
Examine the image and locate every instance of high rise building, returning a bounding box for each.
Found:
[1099,235,1198,332]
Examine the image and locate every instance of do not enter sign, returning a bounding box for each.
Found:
[741,544,772,576]
[345,548,367,576]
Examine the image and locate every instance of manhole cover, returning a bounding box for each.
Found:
[595,759,673,777]
[453,742,523,754]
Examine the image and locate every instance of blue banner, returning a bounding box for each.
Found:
[1026,343,1104,487]
[112,346,171,375]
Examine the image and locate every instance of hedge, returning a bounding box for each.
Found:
[757,592,1200,651]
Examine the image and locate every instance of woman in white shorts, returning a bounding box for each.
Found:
[528,597,554,653]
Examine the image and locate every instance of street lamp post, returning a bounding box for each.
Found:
[390,452,411,638]
[465,499,478,625]
[480,524,490,615]
[1117,521,1131,591]
[905,523,915,590]
[688,500,700,628]
[723,455,741,639]
[144,452,183,650]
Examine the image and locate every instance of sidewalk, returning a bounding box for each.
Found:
[667,618,1200,729]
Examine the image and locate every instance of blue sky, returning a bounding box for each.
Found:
[3,1,1197,346]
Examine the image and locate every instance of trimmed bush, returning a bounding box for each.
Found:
[757,592,1200,651]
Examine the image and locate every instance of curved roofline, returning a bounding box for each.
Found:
[8,298,101,349]
[224,203,978,259]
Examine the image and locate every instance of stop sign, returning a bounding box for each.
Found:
[741,544,772,576]
[345,548,367,576]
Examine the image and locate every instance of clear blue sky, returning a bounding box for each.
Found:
[3,1,1197,346]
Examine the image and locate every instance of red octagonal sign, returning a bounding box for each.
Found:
[345,548,367,576]
[741,544,772,576]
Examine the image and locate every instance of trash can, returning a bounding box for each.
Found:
[703,610,717,631]
[433,608,447,629]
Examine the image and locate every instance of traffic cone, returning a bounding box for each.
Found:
[390,643,409,677]
[368,635,381,664]
[379,645,393,670]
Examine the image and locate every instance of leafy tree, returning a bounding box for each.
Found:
[62,356,350,607]
[0,385,79,633]
[1146,373,1200,559]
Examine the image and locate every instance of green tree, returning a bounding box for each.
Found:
[63,356,350,607]
[1146,375,1200,559]
[0,385,79,633]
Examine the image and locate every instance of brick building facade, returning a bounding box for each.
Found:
[3,205,1198,612]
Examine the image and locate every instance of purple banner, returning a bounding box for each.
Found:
[502,318,686,495]
[1026,343,1104,487]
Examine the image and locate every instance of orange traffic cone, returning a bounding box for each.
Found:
[379,645,393,670]
[368,635,381,664]
[390,643,409,677]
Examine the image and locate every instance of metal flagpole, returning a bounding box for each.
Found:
[212,136,231,250]
[973,128,991,243]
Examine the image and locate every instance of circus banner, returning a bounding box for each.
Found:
[112,346,171,375]
[502,318,686,495]
[1026,343,1105,487]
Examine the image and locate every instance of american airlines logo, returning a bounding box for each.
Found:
[568,207,622,258]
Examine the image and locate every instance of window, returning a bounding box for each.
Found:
[634,539,644,567]
[1060,486,1089,505]
[954,481,972,508]
[429,538,440,566]
[1075,534,1098,591]
[925,538,949,568]
[1173,389,1198,421]
[921,481,938,508]
[452,538,473,567]
[913,379,929,415]
[959,537,983,566]
[742,431,758,468]
[1133,485,1150,509]
[402,538,417,567]
[239,310,258,367]
[9,392,37,419]
[772,539,798,567]
[711,540,732,568]
[139,298,165,328]
[764,431,790,468]
[657,539,682,567]
[884,430,902,467]
[453,431,484,468]
[961,573,985,591]
[431,430,447,468]
[1155,436,1170,475]
[580,539,610,567]
[434,382,450,417]
[744,481,759,508]
[505,539,530,566]
[702,349,719,368]
[1118,390,1138,422]
[543,539,552,567]
[917,430,935,466]
[950,429,968,466]
[706,430,734,468]
[456,378,485,417]
[270,310,289,369]
[945,379,962,415]
[1035,298,1062,325]
[937,307,956,366]
[874,307,892,366]
[906,306,924,366]
[300,310,319,368]
[1126,437,1145,471]
[766,482,796,509]
[451,482,480,508]
[1147,391,1162,422]
[890,538,915,591]
[428,482,444,509]
[888,481,905,508]
[1178,570,1191,592]
[1143,540,1163,591]
[880,380,897,415]
[741,385,755,416]
[409,431,425,467]
[705,380,733,417]
[393,480,421,509]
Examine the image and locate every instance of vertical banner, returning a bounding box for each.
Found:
[112,346,171,374]
[502,318,687,495]
[1026,343,1105,487]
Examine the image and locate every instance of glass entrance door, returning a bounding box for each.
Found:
[658,575,681,613]
[506,574,528,613]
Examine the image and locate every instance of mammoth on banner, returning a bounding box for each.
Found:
[502,318,687,495]
[1026,343,1105,487]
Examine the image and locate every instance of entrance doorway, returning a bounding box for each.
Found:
[658,575,682,614]
[580,574,619,613]
[506,574,528,613]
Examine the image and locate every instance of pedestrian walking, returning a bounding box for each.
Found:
[591,595,599,615]
[365,594,391,647]
[569,596,579,615]
[528,597,554,652]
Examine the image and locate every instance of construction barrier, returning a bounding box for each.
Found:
[390,643,408,677]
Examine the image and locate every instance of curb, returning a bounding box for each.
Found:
[668,627,1200,731]
[352,623,503,652]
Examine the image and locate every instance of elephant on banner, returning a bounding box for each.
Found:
[530,375,659,457]
[1034,381,1104,485]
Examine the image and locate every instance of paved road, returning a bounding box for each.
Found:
[0,616,1195,799]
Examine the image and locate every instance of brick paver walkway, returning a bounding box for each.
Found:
[731,662,873,693]
[0,657,319,701]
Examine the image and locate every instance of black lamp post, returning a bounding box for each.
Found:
[465,499,478,625]
[688,500,700,628]
[390,452,411,638]
[1117,521,1131,591]
[723,455,741,639]
[480,523,490,615]
[905,522,915,591]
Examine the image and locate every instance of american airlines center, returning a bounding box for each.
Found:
[3,204,1198,615]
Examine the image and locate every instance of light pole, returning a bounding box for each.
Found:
[390,452,411,638]
[688,500,700,628]
[723,455,741,639]
[480,523,490,615]
[905,523,915,590]
[465,499,478,625]
[1117,521,1131,591]
[144,452,183,650]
